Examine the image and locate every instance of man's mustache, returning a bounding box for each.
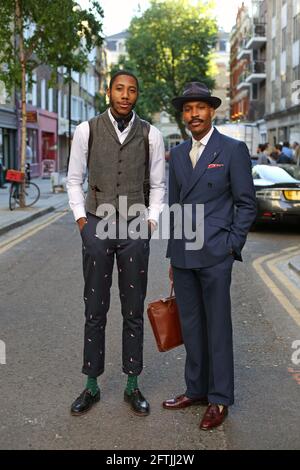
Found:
[189,119,204,125]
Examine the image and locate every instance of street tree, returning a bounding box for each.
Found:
[0,0,103,206]
[126,0,218,139]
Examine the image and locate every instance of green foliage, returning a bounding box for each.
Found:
[0,0,104,90]
[95,91,108,114]
[125,0,218,137]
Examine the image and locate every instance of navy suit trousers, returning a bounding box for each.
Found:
[173,255,234,406]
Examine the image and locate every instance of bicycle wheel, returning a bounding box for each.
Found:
[24,181,40,207]
[9,183,20,211]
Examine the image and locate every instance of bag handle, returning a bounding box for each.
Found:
[162,283,174,303]
[170,283,174,297]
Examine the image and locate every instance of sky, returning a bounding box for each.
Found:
[80,0,252,37]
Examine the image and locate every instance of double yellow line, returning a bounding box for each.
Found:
[0,210,68,256]
[253,245,300,327]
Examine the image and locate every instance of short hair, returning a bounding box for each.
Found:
[283,141,290,147]
[258,143,266,151]
[275,144,283,151]
[109,70,139,91]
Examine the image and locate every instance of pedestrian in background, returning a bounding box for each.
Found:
[268,151,278,165]
[0,155,7,189]
[275,144,292,164]
[282,141,293,160]
[292,142,300,165]
[67,70,166,417]
[256,143,269,164]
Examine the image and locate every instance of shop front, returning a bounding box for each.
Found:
[25,106,58,178]
[0,107,17,175]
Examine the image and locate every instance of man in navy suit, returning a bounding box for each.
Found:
[162,82,257,430]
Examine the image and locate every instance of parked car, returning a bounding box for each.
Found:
[252,165,300,226]
[277,163,300,180]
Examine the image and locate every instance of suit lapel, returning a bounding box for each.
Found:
[182,128,221,200]
[178,139,193,183]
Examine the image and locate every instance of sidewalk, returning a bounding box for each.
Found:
[0,176,70,236]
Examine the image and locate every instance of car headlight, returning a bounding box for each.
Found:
[256,190,282,200]
[283,190,300,201]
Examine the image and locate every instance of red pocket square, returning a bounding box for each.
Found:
[208,163,224,169]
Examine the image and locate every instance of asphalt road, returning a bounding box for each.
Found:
[0,209,300,450]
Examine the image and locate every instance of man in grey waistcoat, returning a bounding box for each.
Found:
[67,71,166,416]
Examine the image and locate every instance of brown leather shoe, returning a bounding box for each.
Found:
[199,404,228,430]
[162,394,208,410]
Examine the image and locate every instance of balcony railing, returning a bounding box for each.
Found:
[237,38,252,60]
[237,72,251,90]
[253,23,266,37]
[247,60,266,74]
[245,22,266,49]
[245,60,266,83]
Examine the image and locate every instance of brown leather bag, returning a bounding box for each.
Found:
[147,286,183,352]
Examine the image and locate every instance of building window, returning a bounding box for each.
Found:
[48,88,53,112]
[272,81,276,102]
[294,13,300,41]
[63,94,68,119]
[167,134,182,152]
[58,91,62,118]
[72,97,79,121]
[252,83,258,100]
[40,79,46,110]
[293,64,300,80]
[106,40,117,51]
[294,0,300,16]
[219,40,227,52]
[282,27,287,51]
[281,78,286,98]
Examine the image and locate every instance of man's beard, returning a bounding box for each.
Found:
[109,98,136,118]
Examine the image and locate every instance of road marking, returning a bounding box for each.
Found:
[267,252,300,303]
[0,211,68,255]
[253,245,300,327]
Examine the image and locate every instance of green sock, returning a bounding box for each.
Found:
[86,376,99,396]
[126,375,138,395]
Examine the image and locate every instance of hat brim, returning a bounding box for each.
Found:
[172,95,222,111]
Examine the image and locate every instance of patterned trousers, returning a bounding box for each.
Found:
[80,213,150,377]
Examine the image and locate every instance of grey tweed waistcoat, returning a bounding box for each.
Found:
[85,110,147,216]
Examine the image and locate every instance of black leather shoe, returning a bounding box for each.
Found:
[124,388,150,416]
[70,388,100,416]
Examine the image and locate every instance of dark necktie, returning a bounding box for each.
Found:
[117,120,126,132]
[112,111,133,133]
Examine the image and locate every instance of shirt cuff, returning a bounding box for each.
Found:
[147,206,161,225]
[72,206,87,222]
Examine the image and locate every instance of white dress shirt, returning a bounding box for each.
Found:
[67,109,166,224]
[191,126,215,164]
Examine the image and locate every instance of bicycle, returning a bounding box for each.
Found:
[6,164,40,211]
